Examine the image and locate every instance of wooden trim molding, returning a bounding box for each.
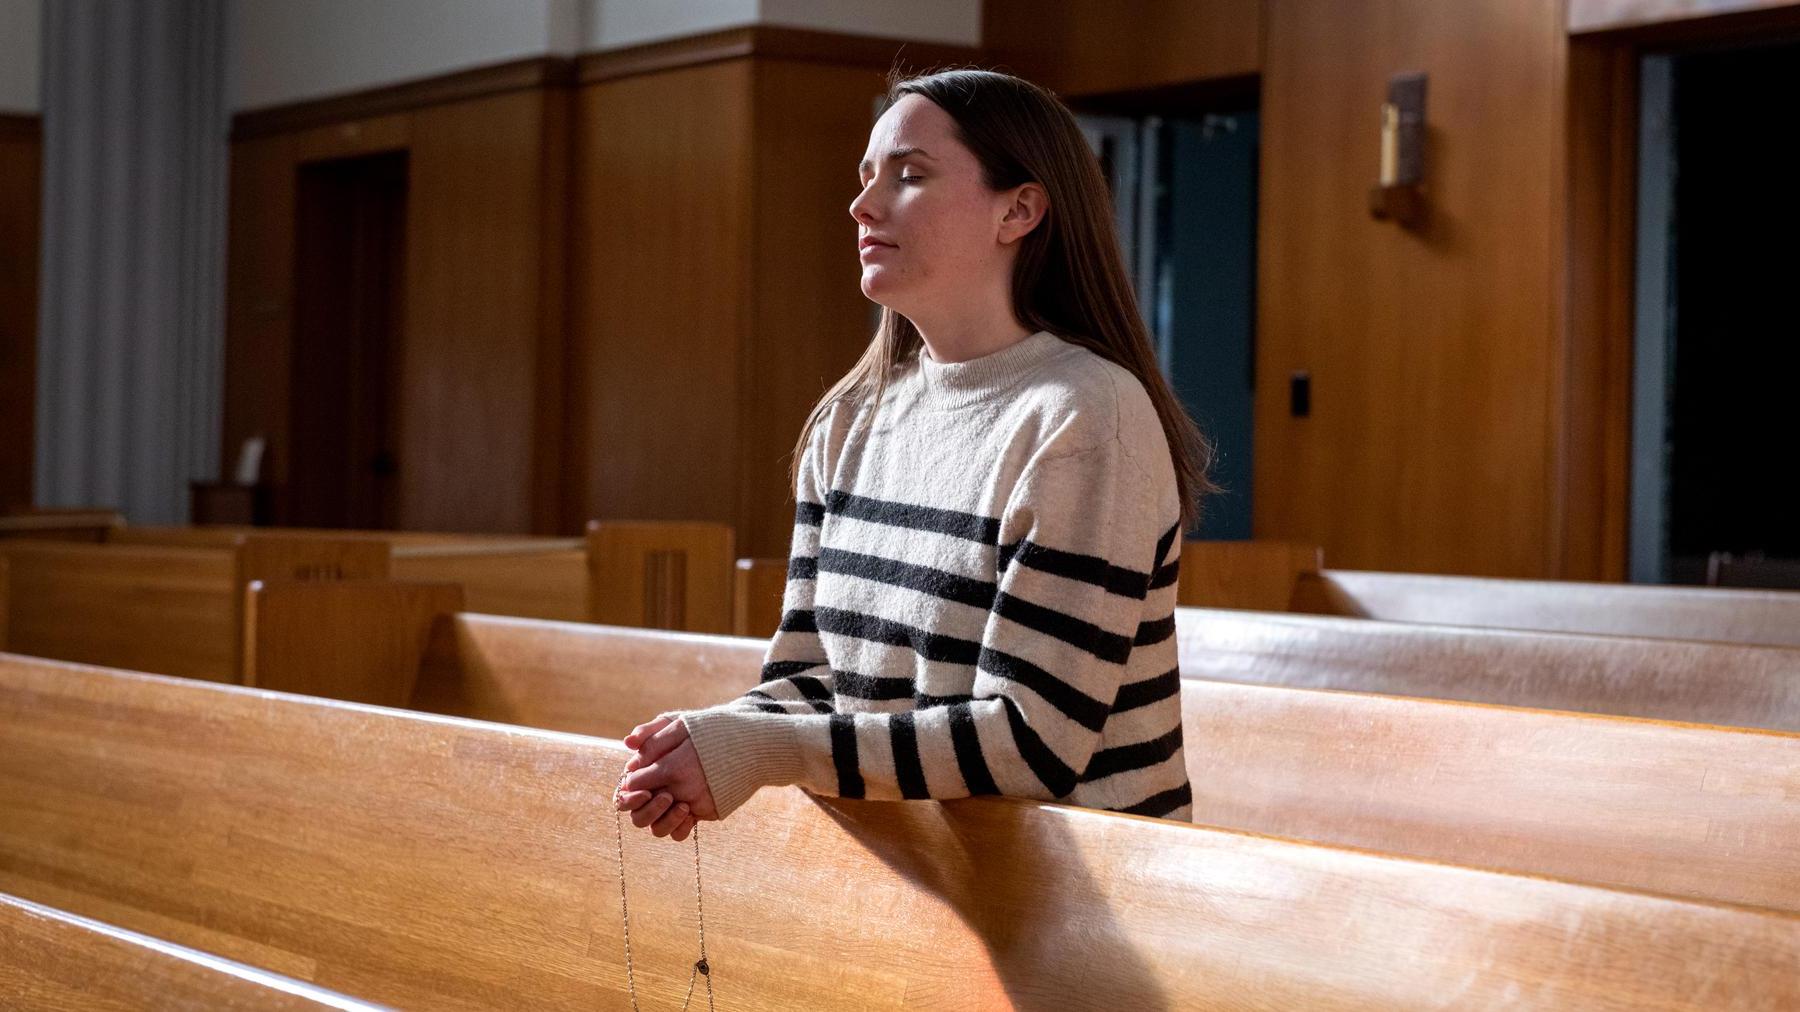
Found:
[0,113,40,141]
[231,57,576,140]
[577,26,983,85]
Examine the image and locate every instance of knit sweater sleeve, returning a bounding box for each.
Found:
[683,421,1178,819]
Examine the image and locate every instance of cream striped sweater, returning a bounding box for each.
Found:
[683,329,1191,821]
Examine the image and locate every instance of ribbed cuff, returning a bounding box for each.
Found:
[683,707,805,819]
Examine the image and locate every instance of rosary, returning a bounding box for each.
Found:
[611,770,716,1012]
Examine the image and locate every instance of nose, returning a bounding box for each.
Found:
[849,184,880,227]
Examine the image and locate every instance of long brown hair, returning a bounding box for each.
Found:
[796,67,1220,531]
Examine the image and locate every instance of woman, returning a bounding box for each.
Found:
[616,67,1217,842]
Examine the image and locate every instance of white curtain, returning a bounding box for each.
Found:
[35,0,228,523]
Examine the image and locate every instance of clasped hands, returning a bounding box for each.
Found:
[615,712,718,842]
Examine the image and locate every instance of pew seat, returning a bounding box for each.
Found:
[3,652,1796,1009]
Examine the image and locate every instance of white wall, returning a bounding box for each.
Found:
[584,0,979,50]
[231,0,982,111]
[230,0,585,112]
[0,0,40,113]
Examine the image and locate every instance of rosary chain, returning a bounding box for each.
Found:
[612,770,716,1012]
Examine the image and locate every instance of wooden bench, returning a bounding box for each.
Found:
[0,537,387,682]
[106,519,735,630]
[732,557,787,638]
[1176,606,1800,732]
[3,652,1795,1009]
[0,891,378,1010]
[246,586,1800,914]
[1176,540,1324,611]
[0,508,122,542]
[1295,568,1800,648]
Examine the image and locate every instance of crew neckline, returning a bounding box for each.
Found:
[914,329,1069,409]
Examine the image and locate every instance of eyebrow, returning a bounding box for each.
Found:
[858,146,934,177]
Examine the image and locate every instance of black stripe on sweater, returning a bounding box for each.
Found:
[746,683,833,715]
[830,714,865,799]
[998,539,1152,600]
[1080,725,1184,783]
[826,490,1001,545]
[760,659,821,681]
[787,555,818,581]
[1110,667,1181,714]
[833,668,916,701]
[778,609,818,634]
[814,607,982,666]
[1134,613,1176,646]
[1001,697,1079,798]
[1115,781,1193,819]
[948,702,999,795]
[977,646,1112,733]
[992,591,1133,664]
[1154,521,1182,565]
[1148,558,1180,591]
[816,547,996,610]
[889,712,930,799]
[795,500,826,527]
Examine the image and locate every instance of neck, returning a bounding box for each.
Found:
[908,299,1032,364]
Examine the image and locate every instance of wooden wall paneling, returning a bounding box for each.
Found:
[742,59,891,559]
[981,0,1262,97]
[1559,38,1639,581]
[0,115,40,512]
[401,90,555,532]
[569,62,752,534]
[1255,0,1565,577]
[222,132,299,503]
[534,85,572,535]
[289,113,409,165]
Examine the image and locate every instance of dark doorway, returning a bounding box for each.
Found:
[288,151,407,529]
[1634,41,1800,587]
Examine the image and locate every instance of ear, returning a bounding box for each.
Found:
[996,182,1049,245]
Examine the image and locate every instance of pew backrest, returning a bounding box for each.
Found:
[0,508,122,542]
[732,557,787,638]
[1177,606,1800,731]
[1176,540,1322,611]
[0,892,381,1010]
[4,653,1797,1009]
[1295,568,1800,648]
[587,520,734,633]
[0,536,388,682]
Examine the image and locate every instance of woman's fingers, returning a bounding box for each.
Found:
[634,717,690,767]
[651,801,690,838]
[622,713,674,750]
[630,791,675,829]
[669,814,696,842]
[614,788,653,811]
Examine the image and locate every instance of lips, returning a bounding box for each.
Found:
[859,237,896,251]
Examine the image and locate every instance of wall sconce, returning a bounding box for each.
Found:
[1369,72,1427,227]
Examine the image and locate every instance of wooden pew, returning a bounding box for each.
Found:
[1176,606,1800,732]
[588,520,734,633]
[0,508,122,542]
[3,652,1796,1009]
[732,557,787,638]
[1176,540,1323,611]
[0,537,387,682]
[1296,568,1800,648]
[0,892,380,1010]
[247,587,1800,914]
[109,519,734,629]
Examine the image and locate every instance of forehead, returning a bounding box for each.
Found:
[860,95,956,168]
